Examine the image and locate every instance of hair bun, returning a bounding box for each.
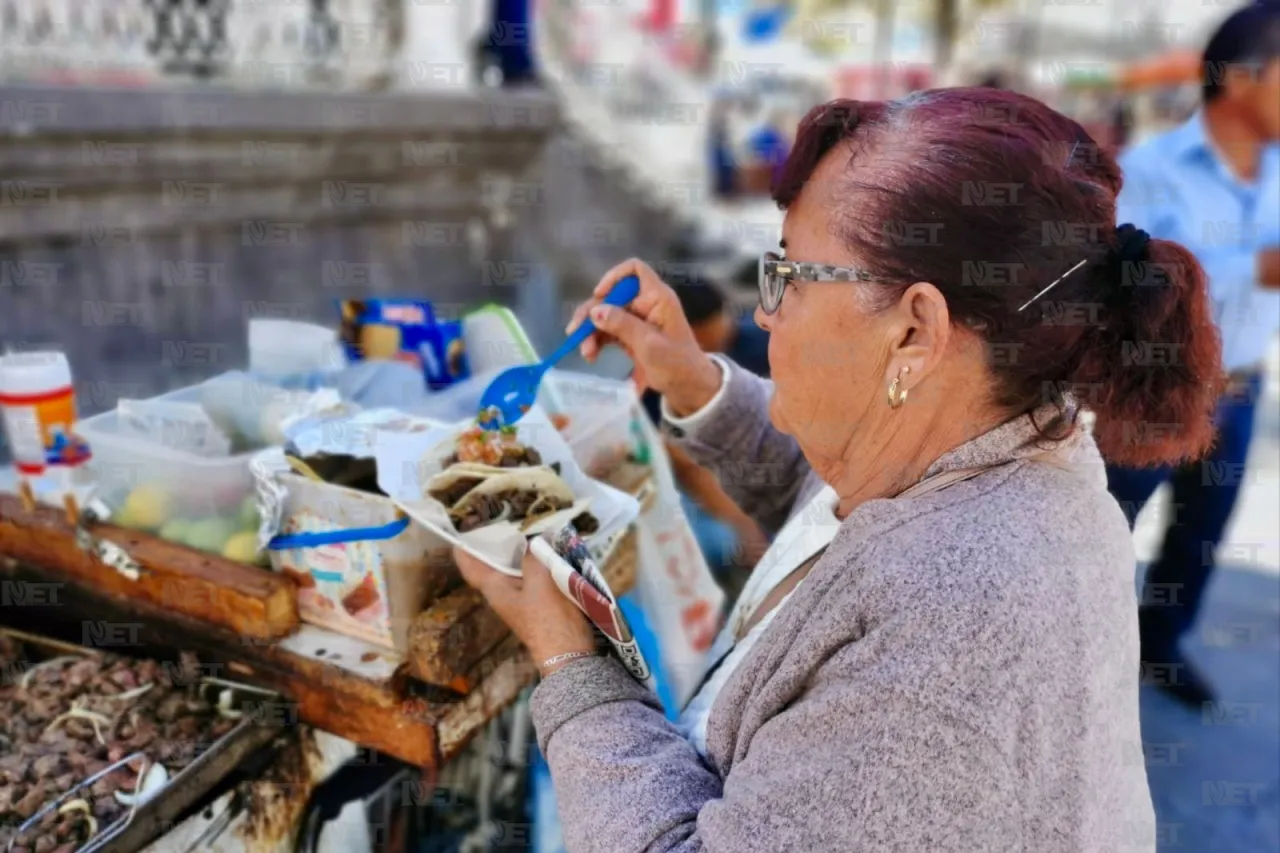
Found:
[1113,223,1151,263]
[1105,224,1169,304]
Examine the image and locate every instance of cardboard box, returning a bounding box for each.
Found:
[338,299,470,390]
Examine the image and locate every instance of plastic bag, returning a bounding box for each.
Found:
[116,399,232,457]
[628,412,724,708]
[198,373,343,449]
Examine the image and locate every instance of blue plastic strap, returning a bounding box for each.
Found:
[266,515,411,551]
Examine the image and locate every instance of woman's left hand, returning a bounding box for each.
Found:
[454,545,597,674]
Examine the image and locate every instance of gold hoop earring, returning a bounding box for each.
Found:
[887,366,910,409]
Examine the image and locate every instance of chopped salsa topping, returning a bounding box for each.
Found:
[445,426,544,468]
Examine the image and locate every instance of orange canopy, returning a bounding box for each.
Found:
[1119,50,1200,90]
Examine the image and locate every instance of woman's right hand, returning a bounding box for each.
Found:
[567,258,723,417]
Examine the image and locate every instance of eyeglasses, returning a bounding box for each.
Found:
[757,251,891,315]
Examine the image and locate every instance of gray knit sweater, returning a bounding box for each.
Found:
[531,362,1155,853]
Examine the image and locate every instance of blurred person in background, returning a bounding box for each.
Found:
[747,108,792,187]
[1107,1,1280,708]
[476,0,538,88]
[639,280,772,601]
[1110,96,1135,153]
[709,97,738,198]
[977,70,1009,89]
[452,87,1228,850]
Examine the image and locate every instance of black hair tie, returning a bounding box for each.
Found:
[1113,223,1151,263]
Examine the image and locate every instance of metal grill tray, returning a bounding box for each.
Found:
[2,627,289,853]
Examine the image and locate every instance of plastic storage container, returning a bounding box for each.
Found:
[75,373,275,520]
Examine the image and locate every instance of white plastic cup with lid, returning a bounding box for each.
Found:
[248,320,345,379]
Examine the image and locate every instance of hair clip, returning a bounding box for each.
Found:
[1017,259,1089,313]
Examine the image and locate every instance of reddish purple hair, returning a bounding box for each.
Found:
[773,88,1223,467]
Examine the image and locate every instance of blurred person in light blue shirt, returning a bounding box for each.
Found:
[1108,2,1280,709]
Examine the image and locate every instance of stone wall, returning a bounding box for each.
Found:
[0,83,683,442]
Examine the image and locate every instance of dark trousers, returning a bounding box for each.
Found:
[1106,371,1264,651]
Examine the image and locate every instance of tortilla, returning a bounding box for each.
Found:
[432,461,522,478]
[452,466,574,506]
[423,462,520,509]
[427,473,489,509]
[414,418,601,547]
[422,426,564,515]
[426,464,577,518]
[439,466,589,534]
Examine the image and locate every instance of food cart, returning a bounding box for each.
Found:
[0,309,676,853]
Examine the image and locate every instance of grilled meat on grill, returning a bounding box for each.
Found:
[0,646,240,852]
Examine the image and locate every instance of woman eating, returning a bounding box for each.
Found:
[455,87,1223,852]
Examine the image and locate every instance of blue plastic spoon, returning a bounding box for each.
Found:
[478,274,641,428]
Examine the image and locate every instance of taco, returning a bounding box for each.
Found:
[429,465,598,535]
[451,488,571,533]
[425,467,491,509]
